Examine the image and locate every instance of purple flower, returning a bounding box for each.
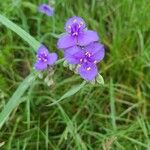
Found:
[64,42,105,81]
[34,45,57,71]
[57,16,99,49]
[38,4,54,16]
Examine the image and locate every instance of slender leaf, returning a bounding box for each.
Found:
[0,71,38,129]
[0,59,64,129]
[110,79,117,130]
[48,81,86,106]
[0,14,40,51]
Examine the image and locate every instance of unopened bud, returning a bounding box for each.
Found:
[96,73,104,85]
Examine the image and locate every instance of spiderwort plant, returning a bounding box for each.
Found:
[38,4,54,16]
[64,42,105,81]
[57,16,99,49]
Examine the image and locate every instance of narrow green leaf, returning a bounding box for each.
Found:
[0,142,5,148]
[110,79,117,130]
[59,81,86,100]
[122,135,149,149]
[0,59,64,129]
[0,14,40,51]
[0,71,38,129]
[48,81,86,106]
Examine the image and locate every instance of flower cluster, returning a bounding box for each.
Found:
[57,16,105,81]
[34,15,105,83]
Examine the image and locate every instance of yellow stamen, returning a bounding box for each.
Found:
[85,52,89,55]
[73,19,77,23]
[85,52,91,57]
[80,21,84,25]
[86,67,91,71]
[72,32,78,36]
[94,60,97,64]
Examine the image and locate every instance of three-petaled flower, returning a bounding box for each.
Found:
[34,45,57,71]
[64,42,105,81]
[57,16,99,49]
[38,4,54,16]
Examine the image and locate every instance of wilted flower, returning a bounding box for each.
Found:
[57,16,99,49]
[64,42,105,81]
[38,4,54,16]
[34,45,57,71]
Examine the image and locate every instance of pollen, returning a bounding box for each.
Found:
[73,19,77,23]
[68,25,71,29]
[86,67,91,71]
[72,32,78,36]
[80,21,84,25]
[85,52,91,57]
[80,58,83,62]
[94,60,97,64]
[43,58,47,62]
[85,52,89,55]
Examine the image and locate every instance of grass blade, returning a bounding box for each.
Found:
[0,14,40,51]
[48,81,86,106]
[0,59,64,129]
[0,71,38,129]
[110,79,117,130]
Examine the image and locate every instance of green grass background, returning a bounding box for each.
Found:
[0,0,150,149]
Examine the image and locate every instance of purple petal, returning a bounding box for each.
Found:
[38,4,54,16]
[78,30,99,46]
[85,42,105,62]
[34,62,47,71]
[37,45,49,54]
[57,34,76,49]
[64,46,84,64]
[78,62,98,81]
[47,53,58,65]
[65,16,86,33]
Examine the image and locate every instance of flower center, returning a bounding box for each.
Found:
[86,67,91,71]
[37,52,48,62]
[43,6,49,11]
[79,52,93,64]
[85,51,94,62]
[78,51,95,71]
[85,52,91,57]
[67,19,84,37]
